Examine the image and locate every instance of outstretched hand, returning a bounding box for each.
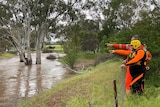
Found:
[105,43,113,47]
[121,64,126,68]
[109,50,115,54]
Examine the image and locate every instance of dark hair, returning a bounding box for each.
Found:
[132,35,140,40]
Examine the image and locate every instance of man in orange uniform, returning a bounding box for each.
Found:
[109,40,147,94]
[106,36,152,94]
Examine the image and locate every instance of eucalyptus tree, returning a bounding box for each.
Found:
[102,0,138,35]
[0,0,31,64]
[59,0,108,48]
[0,0,87,65]
[32,0,90,64]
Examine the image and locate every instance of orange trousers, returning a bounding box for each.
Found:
[125,66,132,91]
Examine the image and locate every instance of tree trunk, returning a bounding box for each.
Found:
[11,39,27,64]
[36,34,41,64]
[7,28,28,64]
[25,9,32,65]
[35,23,46,64]
[19,52,25,62]
[26,27,32,65]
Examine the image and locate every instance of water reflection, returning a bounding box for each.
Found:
[0,53,71,107]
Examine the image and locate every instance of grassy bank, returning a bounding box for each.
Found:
[0,52,16,59]
[17,59,160,107]
[44,44,64,53]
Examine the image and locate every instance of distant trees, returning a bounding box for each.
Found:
[100,0,160,77]
[152,0,160,11]
[0,0,89,65]
[63,19,99,53]
[98,0,157,51]
[62,19,99,68]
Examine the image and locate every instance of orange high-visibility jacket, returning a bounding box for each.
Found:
[111,44,152,65]
[112,44,131,50]
[114,49,145,66]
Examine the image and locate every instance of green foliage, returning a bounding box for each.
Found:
[52,44,64,53]
[63,36,80,68]
[42,48,53,53]
[108,31,127,44]
[98,19,116,42]
[63,19,99,53]
[42,44,64,53]
[99,36,109,52]
[61,20,97,68]
[63,50,78,69]
[147,58,160,79]
[79,32,98,53]
[77,51,105,61]
[132,23,160,57]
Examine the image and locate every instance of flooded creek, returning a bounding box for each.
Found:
[0,53,72,107]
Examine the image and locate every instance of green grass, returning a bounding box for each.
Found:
[76,52,108,62]
[77,51,101,59]
[0,52,16,59]
[17,59,160,107]
[45,44,64,53]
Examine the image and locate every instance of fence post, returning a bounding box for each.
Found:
[113,80,118,107]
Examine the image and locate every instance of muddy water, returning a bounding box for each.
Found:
[0,53,72,107]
